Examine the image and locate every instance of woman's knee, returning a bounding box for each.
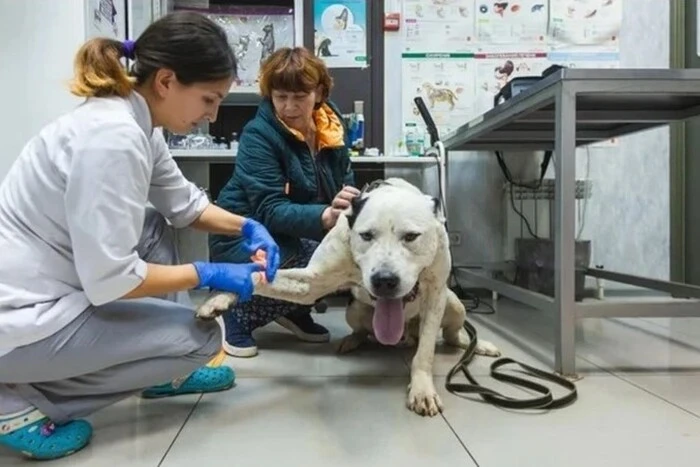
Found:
[116,300,221,363]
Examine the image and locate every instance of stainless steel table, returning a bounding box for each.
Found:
[441,68,700,377]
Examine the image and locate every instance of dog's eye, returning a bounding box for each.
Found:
[359,231,374,241]
[403,232,421,243]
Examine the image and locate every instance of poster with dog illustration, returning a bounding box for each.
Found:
[402,0,476,52]
[401,53,477,137]
[475,0,549,44]
[313,0,367,68]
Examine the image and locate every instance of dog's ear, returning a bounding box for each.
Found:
[346,195,368,229]
[431,197,440,216]
[426,195,446,224]
[363,179,388,194]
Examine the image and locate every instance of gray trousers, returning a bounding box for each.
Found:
[0,208,221,424]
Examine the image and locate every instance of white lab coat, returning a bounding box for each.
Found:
[0,91,209,357]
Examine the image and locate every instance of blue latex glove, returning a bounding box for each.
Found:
[241,218,280,282]
[193,261,265,303]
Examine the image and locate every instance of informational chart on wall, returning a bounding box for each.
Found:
[399,0,622,141]
[402,0,475,52]
[549,0,622,46]
[475,0,549,44]
[473,51,550,115]
[313,0,368,68]
[401,53,477,136]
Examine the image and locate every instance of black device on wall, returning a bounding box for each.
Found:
[413,96,440,147]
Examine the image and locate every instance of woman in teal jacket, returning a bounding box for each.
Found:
[210,47,359,357]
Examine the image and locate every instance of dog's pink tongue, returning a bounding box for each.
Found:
[373,298,405,345]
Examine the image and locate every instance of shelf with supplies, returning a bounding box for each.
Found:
[170,149,439,165]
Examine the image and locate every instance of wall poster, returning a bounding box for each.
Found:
[86,0,126,40]
[313,0,368,68]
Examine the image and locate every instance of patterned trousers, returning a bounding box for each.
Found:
[222,239,319,333]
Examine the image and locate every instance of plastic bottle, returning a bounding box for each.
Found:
[415,127,425,155]
[404,124,423,156]
[353,100,365,150]
[404,126,415,156]
[230,132,239,155]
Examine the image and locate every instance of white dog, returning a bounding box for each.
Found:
[196,178,500,416]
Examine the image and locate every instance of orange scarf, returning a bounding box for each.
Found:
[277,103,345,150]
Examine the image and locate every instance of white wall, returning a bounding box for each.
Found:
[573,0,670,285]
[0,0,86,180]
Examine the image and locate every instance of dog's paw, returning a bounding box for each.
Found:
[406,380,443,417]
[335,333,366,354]
[406,372,443,416]
[195,293,236,320]
[475,339,501,357]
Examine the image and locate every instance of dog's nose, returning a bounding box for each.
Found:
[371,271,400,297]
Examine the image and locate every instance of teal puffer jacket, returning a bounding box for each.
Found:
[209,98,355,266]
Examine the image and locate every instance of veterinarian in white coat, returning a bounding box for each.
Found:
[0,12,280,461]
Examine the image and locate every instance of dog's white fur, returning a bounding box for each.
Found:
[196,178,500,416]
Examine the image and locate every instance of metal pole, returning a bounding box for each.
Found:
[549,199,555,240]
[554,83,578,377]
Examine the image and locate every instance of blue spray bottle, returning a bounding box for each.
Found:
[353,100,365,151]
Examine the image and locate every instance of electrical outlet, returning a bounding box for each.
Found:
[448,231,461,246]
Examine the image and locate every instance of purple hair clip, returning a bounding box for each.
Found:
[122,40,136,60]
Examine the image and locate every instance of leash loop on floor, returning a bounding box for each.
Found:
[445,320,578,410]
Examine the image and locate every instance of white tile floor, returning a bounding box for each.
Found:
[3,298,700,466]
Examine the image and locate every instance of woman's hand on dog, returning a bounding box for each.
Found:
[331,186,360,210]
[322,207,343,230]
[323,186,360,230]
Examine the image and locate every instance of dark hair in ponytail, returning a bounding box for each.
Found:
[70,11,237,98]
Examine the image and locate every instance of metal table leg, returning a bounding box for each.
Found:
[554,83,578,377]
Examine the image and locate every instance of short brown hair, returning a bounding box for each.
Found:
[258,47,333,101]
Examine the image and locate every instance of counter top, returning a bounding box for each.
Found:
[170,149,438,165]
